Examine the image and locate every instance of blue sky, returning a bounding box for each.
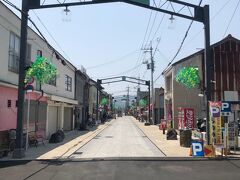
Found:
[4,0,240,97]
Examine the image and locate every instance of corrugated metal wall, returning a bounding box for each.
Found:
[212,38,240,100]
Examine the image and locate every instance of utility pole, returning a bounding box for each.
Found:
[126,86,130,114]
[142,42,154,124]
[150,44,154,125]
[13,0,29,158]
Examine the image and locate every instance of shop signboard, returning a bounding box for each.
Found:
[185,108,194,129]
[178,108,194,130]
[213,117,222,145]
[192,140,204,157]
[204,145,215,157]
[209,101,221,118]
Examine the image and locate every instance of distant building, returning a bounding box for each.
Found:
[75,70,90,129]
[154,87,164,124]
[88,79,98,121]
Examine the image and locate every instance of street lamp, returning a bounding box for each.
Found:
[62,6,71,22]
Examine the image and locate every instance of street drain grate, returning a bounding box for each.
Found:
[74,152,83,155]
[93,137,100,139]
[142,136,147,138]
[105,136,114,138]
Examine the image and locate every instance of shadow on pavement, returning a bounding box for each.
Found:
[1,121,111,160]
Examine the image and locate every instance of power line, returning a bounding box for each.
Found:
[131,1,164,78]
[32,10,71,60]
[154,0,203,82]
[223,0,240,37]
[141,9,153,49]
[181,0,233,51]
[98,63,142,79]
[144,0,162,48]
[1,0,71,66]
[86,49,139,69]
[131,4,153,78]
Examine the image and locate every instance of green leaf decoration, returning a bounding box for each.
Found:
[175,66,200,89]
[25,56,57,84]
[100,98,108,105]
[139,99,147,107]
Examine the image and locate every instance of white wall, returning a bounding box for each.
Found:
[0,3,20,85]
[0,2,75,100]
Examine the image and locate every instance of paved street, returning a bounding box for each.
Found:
[70,116,165,158]
[0,159,240,180]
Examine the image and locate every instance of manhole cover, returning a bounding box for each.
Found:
[105,136,114,138]
[74,152,83,155]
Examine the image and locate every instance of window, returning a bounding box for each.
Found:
[65,75,72,92]
[37,50,42,57]
[166,75,172,92]
[8,32,20,73]
[47,76,57,86]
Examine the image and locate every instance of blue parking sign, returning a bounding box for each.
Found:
[192,140,204,157]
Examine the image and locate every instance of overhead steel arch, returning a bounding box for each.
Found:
[96,76,151,125]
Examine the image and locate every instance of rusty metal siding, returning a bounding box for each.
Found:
[221,51,228,91]
[228,52,234,90]
[210,38,240,101]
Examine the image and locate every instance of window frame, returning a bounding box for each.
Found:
[65,75,72,92]
[46,75,57,86]
[8,32,20,73]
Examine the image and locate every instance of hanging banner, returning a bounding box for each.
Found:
[213,117,222,145]
[178,108,194,129]
[185,108,194,129]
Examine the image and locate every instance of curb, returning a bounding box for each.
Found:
[1,156,240,163]
[132,118,167,157]
[61,120,113,159]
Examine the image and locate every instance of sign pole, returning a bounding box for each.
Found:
[224,116,228,157]
[26,92,30,150]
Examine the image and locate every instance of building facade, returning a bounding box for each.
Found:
[163,35,240,129]
[75,69,90,129]
[88,79,98,121]
[154,87,164,124]
[0,2,77,138]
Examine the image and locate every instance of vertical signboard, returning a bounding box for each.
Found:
[209,101,221,118]
[228,114,235,147]
[192,140,204,157]
[178,108,184,129]
[213,117,222,145]
[209,102,221,145]
[185,108,194,129]
[178,108,194,129]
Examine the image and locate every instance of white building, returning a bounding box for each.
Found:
[0,2,77,138]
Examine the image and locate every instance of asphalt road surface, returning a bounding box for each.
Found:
[70,116,165,158]
[0,159,240,180]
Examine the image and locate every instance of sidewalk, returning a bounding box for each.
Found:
[1,121,111,160]
[132,117,240,158]
[131,117,190,157]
